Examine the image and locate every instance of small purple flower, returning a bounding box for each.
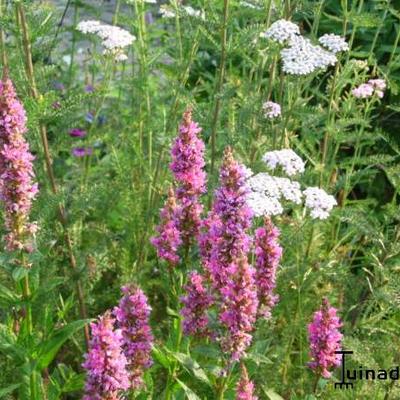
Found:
[52,101,61,110]
[236,364,258,400]
[82,311,130,399]
[72,147,93,157]
[181,271,213,337]
[308,298,342,378]
[53,81,65,91]
[85,84,94,93]
[69,128,87,138]
[114,285,154,390]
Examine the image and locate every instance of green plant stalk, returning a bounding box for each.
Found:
[133,0,152,170]
[67,1,79,89]
[345,0,364,63]
[215,365,232,400]
[210,0,230,176]
[0,0,8,69]
[16,3,90,348]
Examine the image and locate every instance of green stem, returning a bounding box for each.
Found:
[67,1,79,89]
[210,0,230,176]
[17,2,90,348]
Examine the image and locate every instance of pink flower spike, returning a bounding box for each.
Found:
[308,298,342,379]
[69,128,87,137]
[0,70,38,252]
[236,364,258,400]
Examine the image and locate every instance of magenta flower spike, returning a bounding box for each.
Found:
[82,311,130,400]
[69,128,87,137]
[114,285,154,390]
[254,218,282,319]
[180,271,213,337]
[207,147,253,290]
[0,71,38,252]
[151,188,182,266]
[236,364,258,400]
[308,298,343,378]
[170,108,206,246]
[220,256,258,361]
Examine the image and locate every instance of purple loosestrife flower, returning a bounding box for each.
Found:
[236,364,258,400]
[114,285,154,390]
[220,256,258,361]
[82,311,130,400]
[181,271,213,337]
[69,128,87,137]
[151,188,182,266]
[308,298,342,378]
[207,147,253,289]
[170,108,206,246]
[0,72,38,252]
[254,218,282,319]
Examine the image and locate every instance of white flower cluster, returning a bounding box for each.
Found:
[76,20,135,61]
[281,35,337,75]
[262,101,281,119]
[159,5,204,19]
[260,19,300,43]
[246,173,302,217]
[319,34,349,53]
[159,5,175,18]
[245,150,336,220]
[240,0,263,9]
[260,19,349,75]
[262,149,305,176]
[303,187,337,220]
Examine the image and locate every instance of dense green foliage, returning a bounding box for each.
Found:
[0,0,399,399]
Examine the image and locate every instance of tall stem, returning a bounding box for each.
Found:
[17,3,90,347]
[0,0,8,69]
[210,0,230,176]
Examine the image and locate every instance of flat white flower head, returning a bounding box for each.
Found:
[303,187,337,219]
[246,191,283,217]
[160,5,175,18]
[77,20,135,61]
[260,19,300,44]
[262,149,305,176]
[183,6,205,19]
[262,101,281,119]
[319,34,349,54]
[281,35,337,75]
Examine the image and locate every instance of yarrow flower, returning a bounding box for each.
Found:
[254,218,282,319]
[0,72,38,252]
[151,188,182,266]
[260,19,300,44]
[262,101,281,119]
[82,311,130,399]
[318,34,349,54]
[246,172,302,217]
[183,6,205,20]
[236,364,258,400]
[262,149,305,176]
[159,5,175,18]
[352,79,386,99]
[308,298,342,378]
[76,20,135,61]
[170,108,206,246]
[281,35,337,75]
[303,187,337,220]
[180,271,213,337]
[114,285,153,390]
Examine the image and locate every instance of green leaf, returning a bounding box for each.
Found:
[36,320,90,370]
[170,351,212,387]
[0,383,20,398]
[262,388,285,400]
[152,346,172,369]
[175,378,201,400]
[12,267,29,282]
